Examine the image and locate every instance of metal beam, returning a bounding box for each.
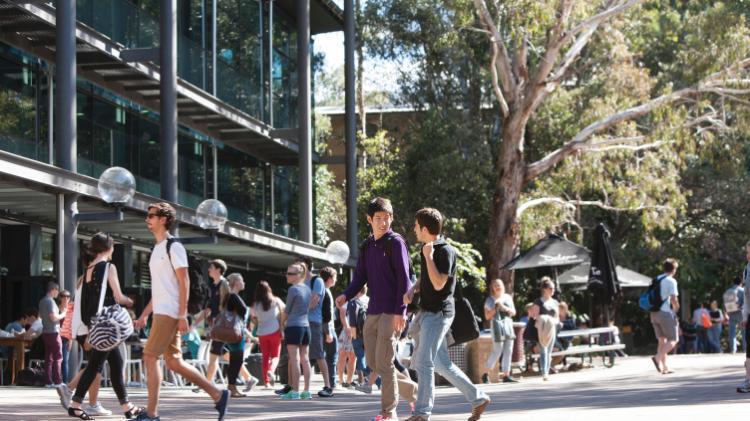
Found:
[160,0,178,203]
[344,0,358,255]
[297,0,313,243]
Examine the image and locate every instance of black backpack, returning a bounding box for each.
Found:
[354,299,367,338]
[321,286,333,325]
[162,238,209,315]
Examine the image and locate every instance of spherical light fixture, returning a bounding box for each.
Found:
[97,167,136,204]
[196,199,228,230]
[326,240,350,265]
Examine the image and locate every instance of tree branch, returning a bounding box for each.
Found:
[490,42,510,117]
[523,58,750,185]
[474,0,517,102]
[517,196,669,218]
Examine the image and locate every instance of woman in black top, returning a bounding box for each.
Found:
[708,300,725,353]
[223,273,251,397]
[66,233,143,420]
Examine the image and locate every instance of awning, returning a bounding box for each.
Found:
[558,263,651,288]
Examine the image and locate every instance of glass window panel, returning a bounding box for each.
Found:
[217,146,265,229]
[274,165,298,239]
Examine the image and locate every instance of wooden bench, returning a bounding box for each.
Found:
[529,326,626,369]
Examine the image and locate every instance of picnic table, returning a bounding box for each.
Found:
[0,336,32,385]
[529,326,626,368]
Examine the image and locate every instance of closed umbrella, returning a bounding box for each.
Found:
[587,223,621,325]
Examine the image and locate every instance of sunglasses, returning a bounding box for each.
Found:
[286,271,301,276]
[146,213,160,219]
[60,294,71,298]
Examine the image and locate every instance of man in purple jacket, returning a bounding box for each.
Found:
[336,197,411,420]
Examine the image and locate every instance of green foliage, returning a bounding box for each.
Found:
[313,113,346,246]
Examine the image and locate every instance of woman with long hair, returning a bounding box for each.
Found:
[280,262,312,400]
[65,233,144,420]
[534,277,560,381]
[222,273,253,397]
[482,279,517,383]
[250,280,285,387]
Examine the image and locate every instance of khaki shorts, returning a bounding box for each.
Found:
[144,314,182,361]
[650,311,678,342]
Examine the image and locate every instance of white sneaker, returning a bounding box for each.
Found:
[243,376,259,392]
[44,384,56,388]
[56,384,72,409]
[85,403,113,416]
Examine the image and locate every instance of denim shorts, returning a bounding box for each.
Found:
[285,326,311,346]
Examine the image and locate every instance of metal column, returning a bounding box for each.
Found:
[296,0,313,243]
[344,0,358,256]
[160,0,178,204]
[55,0,78,294]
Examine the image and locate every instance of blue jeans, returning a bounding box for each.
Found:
[61,337,70,383]
[707,324,722,353]
[728,312,746,353]
[413,311,488,417]
[352,338,369,377]
[539,339,555,377]
[324,332,338,387]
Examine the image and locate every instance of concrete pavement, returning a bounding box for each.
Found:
[0,354,747,420]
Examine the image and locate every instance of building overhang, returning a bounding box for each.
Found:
[277,0,344,35]
[0,0,316,166]
[0,149,352,270]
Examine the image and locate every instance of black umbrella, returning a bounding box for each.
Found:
[502,234,590,294]
[587,223,621,325]
[502,234,590,270]
[559,263,651,288]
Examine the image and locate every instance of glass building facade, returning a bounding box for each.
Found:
[0,0,306,238]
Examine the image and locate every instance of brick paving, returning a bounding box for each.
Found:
[0,354,747,420]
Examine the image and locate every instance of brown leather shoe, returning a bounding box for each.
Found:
[228,385,246,398]
[468,398,490,421]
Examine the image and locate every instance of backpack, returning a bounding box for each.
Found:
[355,300,367,338]
[724,287,740,313]
[322,288,333,324]
[163,238,209,315]
[639,274,667,312]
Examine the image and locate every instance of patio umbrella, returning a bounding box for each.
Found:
[587,223,621,325]
[502,234,590,293]
[558,263,651,288]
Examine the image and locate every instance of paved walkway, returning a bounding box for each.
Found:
[0,354,747,420]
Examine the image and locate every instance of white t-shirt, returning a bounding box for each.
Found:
[149,237,188,319]
[659,275,678,313]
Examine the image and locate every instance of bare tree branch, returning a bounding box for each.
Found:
[586,140,669,152]
[490,42,510,117]
[514,35,529,90]
[474,0,517,102]
[517,196,669,218]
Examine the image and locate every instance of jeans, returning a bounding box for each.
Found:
[73,338,128,405]
[61,337,71,383]
[539,339,555,377]
[42,332,62,385]
[324,332,338,387]
[485,337,514,374]
[728,312,746,353]
[707,324,723,353]
[413,311,488,417]
[352,338,369,376]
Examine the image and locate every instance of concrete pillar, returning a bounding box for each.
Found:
[296,0,313,243]
[160,0,178,204]
[344,0,358,256]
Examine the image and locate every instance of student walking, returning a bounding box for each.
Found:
[707,300,725,353]
[404,208,490,421]
[40,281,66,388]
[58,290,73,384]
[133,202,229,421]
[535,277,559,381]
[336,197,412,421]
[724,276,745,353]
[650,258,680,375]
[193,259,229,385]
[336,297,356,387]
[63,233,144,420]
[251,280,285,387]
[482,279,517,384]
[223,273,257,397]
[280,262,313,400]
[738,242,750,393]
[320,267,339,390]
[347,287,370,386]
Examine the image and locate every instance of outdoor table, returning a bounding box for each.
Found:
[0,337,31,384]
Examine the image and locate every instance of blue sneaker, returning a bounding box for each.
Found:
[280,391,301,400]
[215,389,229,421]
[300,390,313,400]
[134,412,161,421]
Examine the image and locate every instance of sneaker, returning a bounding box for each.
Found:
[280,390,301,400]
[341,382,351,389]
[300,390,313,400]
[275,384,292,395]
[481,373,489,384]
[355,383,373,394]
[243,376,259,392]
[468,398,490,421]
[134,412,161,421]
[56,384,72,409]
[737,379,750,393]
[405,416,428,421]
[318,386,334,398]
[44,383,56,388]
[215,389,230,421]
[85,403,113,416]
[502,376,518,383]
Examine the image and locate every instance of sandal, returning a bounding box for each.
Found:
[124,404,145,419]
[68,407,95,420]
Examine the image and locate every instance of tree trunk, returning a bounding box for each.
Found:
[488,116,526,293]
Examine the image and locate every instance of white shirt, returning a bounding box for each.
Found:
[149,237,188,319]
[659,275,678,313]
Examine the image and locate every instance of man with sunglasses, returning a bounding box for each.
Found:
[134,202,229,421]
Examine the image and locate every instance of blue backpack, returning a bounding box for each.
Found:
[639,275,667,312]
